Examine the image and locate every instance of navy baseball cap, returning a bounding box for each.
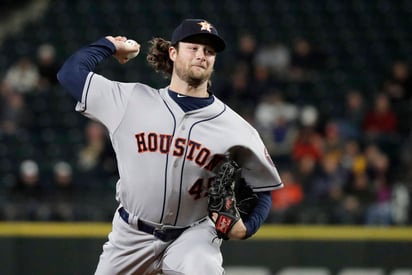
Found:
[171,19,226,52]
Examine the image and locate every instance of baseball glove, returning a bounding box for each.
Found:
[208,158,258,240]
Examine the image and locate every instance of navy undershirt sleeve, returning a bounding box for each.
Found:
[57,37,115,101]
[243,191,272,238]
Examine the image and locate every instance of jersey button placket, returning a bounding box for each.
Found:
[164,118,188,224]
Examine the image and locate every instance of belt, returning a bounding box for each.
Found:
[118,207,190,242]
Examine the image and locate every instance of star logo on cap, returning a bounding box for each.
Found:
[198,20,213,32]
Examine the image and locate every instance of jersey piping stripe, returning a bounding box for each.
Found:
[159,93,177,224]
[173,104,227,226]
[253,182,283,190]
[80,72,95,113]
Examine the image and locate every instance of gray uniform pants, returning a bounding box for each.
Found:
[94,210,224,275]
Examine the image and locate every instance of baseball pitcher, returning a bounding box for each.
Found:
[57,18,283,275]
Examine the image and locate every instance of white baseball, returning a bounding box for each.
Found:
[125,39,140,59]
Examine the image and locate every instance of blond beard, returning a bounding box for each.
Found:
[175,64,213,88]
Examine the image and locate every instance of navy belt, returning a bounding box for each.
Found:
[118,207,190,242]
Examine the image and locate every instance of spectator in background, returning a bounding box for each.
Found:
[8,159,51,220]
[4,56,39,94]
[335,194,364,224]
[14,160,43,197]
[338,139,370,224]
[336,89,367,140]
[0,82,32,137]
[255,91,299,165]
[398,134,412,185]
[364,144,390,184]
[382,60,412,103]
[365,176,392,225]
[0,79,15,97]
[254,90,299,129]
[293,155,318,200]
[292,106,324,163]
[76,121,117,189]
[310,154,348,223]
[0,81,13,136]
[292,155,332,224]
[362,93,400,159]
[262,115,298,167]
[269,169,304,223]
[323,121,344,162]
[363,144,393,225]
[339,172,375,224]
[217,62,254,118]
[390,183,410,225]
[311,154,347,202]
[249,64,276,101]
[50,161,77,221]
[363,93,398,137]
[288,37,326,82]
[381,61,412,136]
[254,40,290,80]
[36,43,60,89]
[219,33,258,115]
[233,32,257,77]
[340,139,367,177]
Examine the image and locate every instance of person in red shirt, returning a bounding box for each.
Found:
[362,93,400,160]
[362,93,398,137]
[292,125,324,162]
[270,170,304,223]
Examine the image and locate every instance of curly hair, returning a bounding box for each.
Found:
[146,37,174,78]
[146,37,213,89]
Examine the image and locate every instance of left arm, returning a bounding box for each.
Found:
[229,191,272,239]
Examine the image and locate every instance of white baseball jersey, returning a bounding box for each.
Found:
[76,72,283,227]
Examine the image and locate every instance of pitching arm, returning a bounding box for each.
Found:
[57,38,115,101]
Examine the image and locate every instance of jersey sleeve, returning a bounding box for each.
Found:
[75,73,135,133]
[243,191,272,238]
[57,37,116,101]
[229,128,283,192]
[57,37,136,133]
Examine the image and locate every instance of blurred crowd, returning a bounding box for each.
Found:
[0,30,411,225]
[220,33,412,225]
